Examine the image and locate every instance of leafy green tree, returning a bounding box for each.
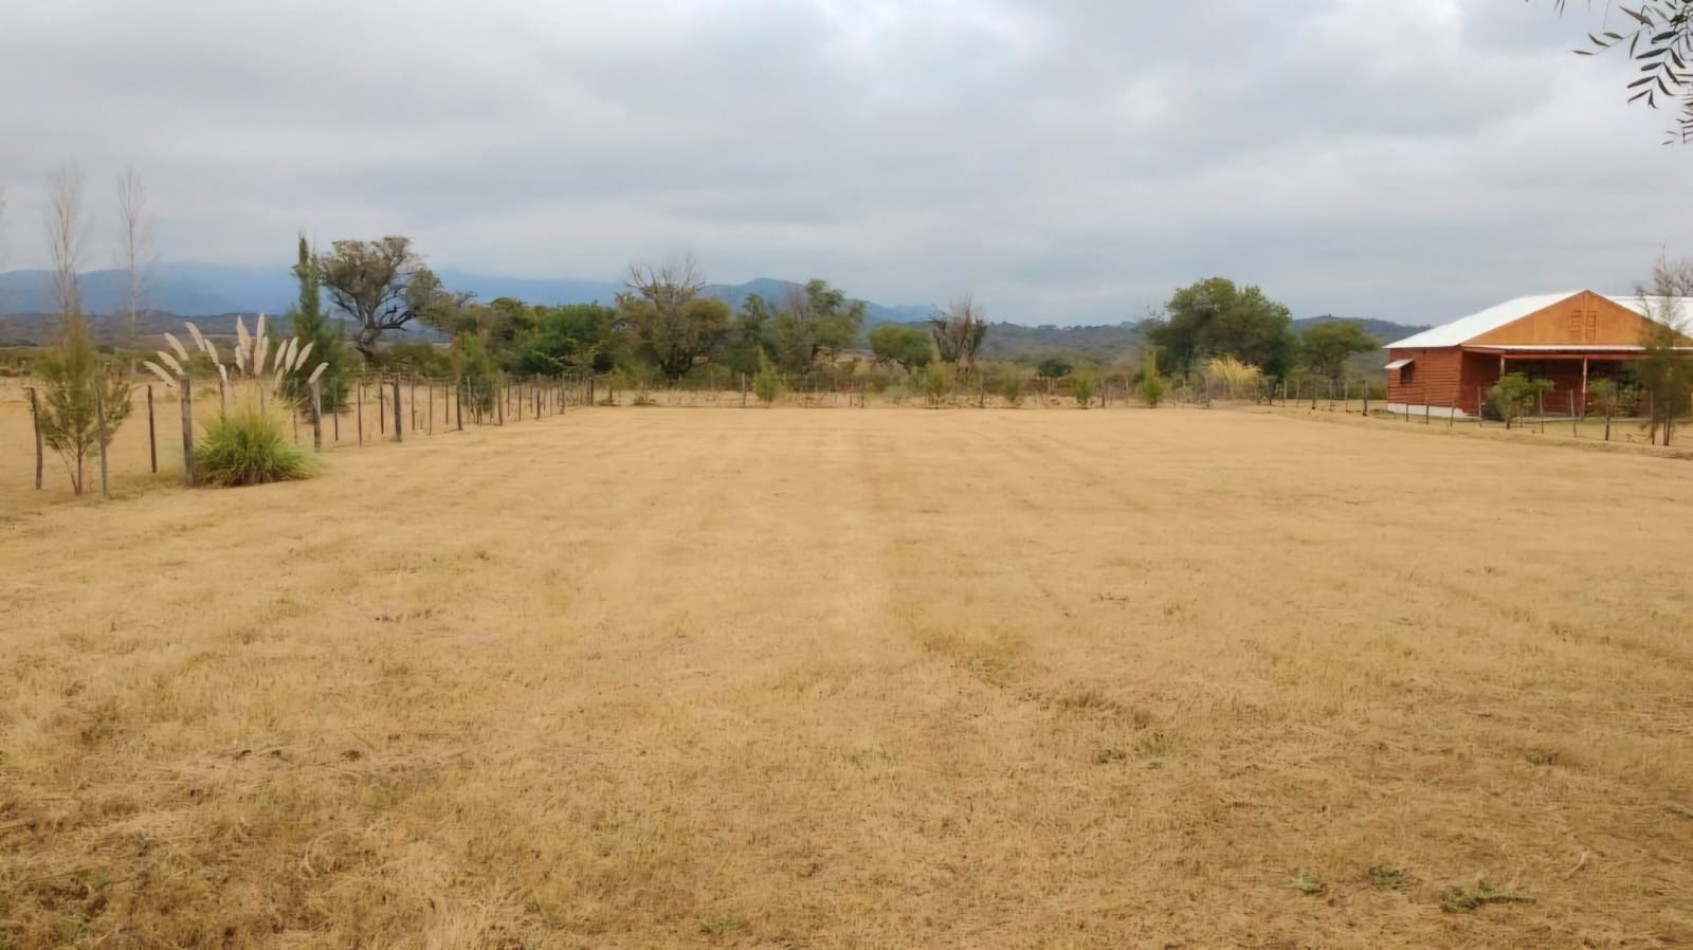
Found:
[1146,278,1297,381]
[1036,356,1073,380]
[36,314,132,496]
[1489,372,1555,428]
[869,324,934,373]
[773,279,866,373]
[1300,320,1378,382]
[513,303,621,376]
[723,293,777,377]
[319,236,461,360]
[618,258,731,380]
[283,234,352,412]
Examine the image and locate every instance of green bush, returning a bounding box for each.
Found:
[1137,351,1168,407]
[920,364,954,407]
[753,351,783,406]
[454,333,499,414]
[195,401,321,487]
[999,369,1026,407]
[1488,372,1554,429]
[1072,373,1098,408]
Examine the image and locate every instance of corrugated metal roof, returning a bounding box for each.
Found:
[1385,292,1693,349]
[1384,292,1583,349]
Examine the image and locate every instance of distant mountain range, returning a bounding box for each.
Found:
[0,266,936,326]
[0,265,1427,365]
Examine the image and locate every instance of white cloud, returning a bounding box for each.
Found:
[0,0,1689,323]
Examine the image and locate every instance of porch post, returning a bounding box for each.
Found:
[1580,356,1589,416]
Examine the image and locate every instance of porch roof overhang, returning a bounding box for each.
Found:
[1383,358,1413,371]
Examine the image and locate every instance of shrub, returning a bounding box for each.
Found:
[1205,355,1263,400]
[885,383,910,405]
[1072,373,1098,408]
[999,368,1026,407]
[195,401,321,487]
[753,351,782,406]
[1036,356,1072,380]
[454,333,498,414]
[920,363,954,407]
[1488,372,1554,429]
[1137,351,1168,407]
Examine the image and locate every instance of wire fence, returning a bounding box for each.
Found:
[7,372,594,499]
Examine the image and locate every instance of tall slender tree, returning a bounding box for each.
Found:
[284,235,352,411]
[115,165,151,348]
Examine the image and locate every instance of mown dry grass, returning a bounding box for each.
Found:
[2,405,1691,948]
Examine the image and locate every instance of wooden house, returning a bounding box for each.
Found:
[1384,290,1693,417]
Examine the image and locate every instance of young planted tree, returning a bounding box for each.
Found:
[753,350,783,406]
[930,294,989,379]
[1072,372,1099,408]
[1488,372,1555,429]
[454,332,499,414]
[36,164,132,496]
[1630,255,1693,444]
[869,323,934,374]
[618,257,730,380]
[1137,350,1169,407]
[998,366,1027,407]
[283,235,352,412]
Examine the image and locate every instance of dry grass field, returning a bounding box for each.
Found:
[2,404,1691,948]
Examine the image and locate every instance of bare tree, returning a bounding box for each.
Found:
[624,254,707,312]
[116,165,152,346]
[930,294,990,377]
[45,163,88,320]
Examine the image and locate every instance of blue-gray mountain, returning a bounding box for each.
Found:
[0,267,933,326]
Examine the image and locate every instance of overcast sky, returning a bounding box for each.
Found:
[2,0,1691,324]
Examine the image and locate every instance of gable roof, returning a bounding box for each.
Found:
[1385,292,1693,349]
[1385,292,1581,349]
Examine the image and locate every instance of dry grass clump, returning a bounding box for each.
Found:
[0,408,1690,947]
[195,400,322,486]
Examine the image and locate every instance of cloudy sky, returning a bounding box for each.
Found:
[1,0,1691,325]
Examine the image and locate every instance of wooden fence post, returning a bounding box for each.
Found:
[456,378,464,431]
[357,382,365,446]
[26,386,45,490]
[392,376,403,442]
[95,386,110,498]
[312,380,324,452]
[147,384,158,473]
[497,382,504,425]
[378,382,385,436]
[427,380,434,434]
[180,377,196,487]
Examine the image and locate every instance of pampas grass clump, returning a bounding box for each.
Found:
[196,401,322,487]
